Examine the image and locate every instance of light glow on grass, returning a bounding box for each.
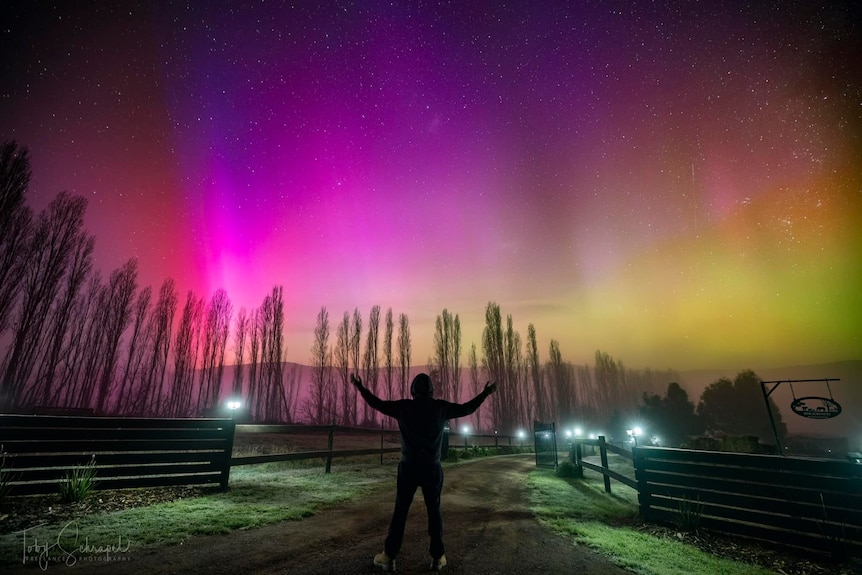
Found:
[527,469,774,575]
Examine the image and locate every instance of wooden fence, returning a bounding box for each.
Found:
[0,416,521,496]
[231,424,401,472]
[0,415,235,495]
[231,423,521,472]
[570,437,862,557]
[633,446,862,556]
[571,435,637,491]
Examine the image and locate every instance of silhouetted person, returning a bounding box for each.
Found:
[350,372,497,572]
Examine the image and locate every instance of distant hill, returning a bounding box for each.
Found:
[678,360,862,438]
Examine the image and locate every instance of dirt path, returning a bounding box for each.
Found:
[8,455,633,574]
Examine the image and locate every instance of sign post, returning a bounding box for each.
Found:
[760,378,841,456]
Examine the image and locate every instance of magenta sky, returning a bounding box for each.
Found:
[2,1,860,370]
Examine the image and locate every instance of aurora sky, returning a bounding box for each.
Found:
[1,1,860,371]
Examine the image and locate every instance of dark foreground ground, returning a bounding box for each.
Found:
[3,455,634,575]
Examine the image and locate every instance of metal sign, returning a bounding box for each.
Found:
[790,396,842,419]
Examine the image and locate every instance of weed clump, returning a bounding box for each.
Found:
[58,455,98,503]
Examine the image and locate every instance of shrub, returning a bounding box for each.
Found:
[555,460,579,478]
[674,495,704,532]
[470,446,490,458]
[58,455,98,503]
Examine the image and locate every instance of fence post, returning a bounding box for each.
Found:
[325,424,335,473]
[220,419,236,490]
[574,442,584,478]
[380,421,384,465]
[598,435,611,493]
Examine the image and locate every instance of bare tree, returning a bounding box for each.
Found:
[433,309,462,404]
[305,306,333,424]
[481,302,505,431]
[56,273,102,409]
[282,362,302,419]
[503,316,526,430]
[138,279,177,415]
[467,343,482,431]
[548,340,577,425]
[397,312,411,398]
[171,290,204,417]
[197,289,233,413]
[1,192,89,410]
[451,315,462,402]
[27,229,94,408]
[0,141,29,239]
[0,141,33,337]
[349,308,362,425]
[383,308,394,399]
[334,311,351,424]
[72,275,112,410]
[526,324,546,422]
[270,286,290,421]
[232,307,249,396]
[259,286,290,422]
[247,307,262,420]
[433,312,451,401]
[362,305,380,425]
[574,364,595,425]
[594,350,622,422]
[92,259,138,413]
[116,285,152,413]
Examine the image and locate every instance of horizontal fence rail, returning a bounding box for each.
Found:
[231,423,521,472]
[571,436,638,492]
[0,415,235,495]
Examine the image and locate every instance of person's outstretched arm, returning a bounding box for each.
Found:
[350,373,399,418]
[446,381,498,419]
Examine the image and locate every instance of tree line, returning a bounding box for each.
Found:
[1,140,780,444]
[303,299,678,437]
[0,142,295,419]
[638,369,788,449]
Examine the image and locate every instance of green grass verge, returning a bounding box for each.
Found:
[527,466,775,575]
[0,459,396,562]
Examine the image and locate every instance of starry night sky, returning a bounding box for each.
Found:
[2,1,860,370]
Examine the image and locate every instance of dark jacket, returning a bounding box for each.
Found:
[357,386,492,464]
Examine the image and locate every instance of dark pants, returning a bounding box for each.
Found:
[384,461,445,559]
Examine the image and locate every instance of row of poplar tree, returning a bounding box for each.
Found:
[1,140,680,435]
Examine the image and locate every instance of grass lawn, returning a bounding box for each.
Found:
[0,457,398,563]
[527,462,776,575]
